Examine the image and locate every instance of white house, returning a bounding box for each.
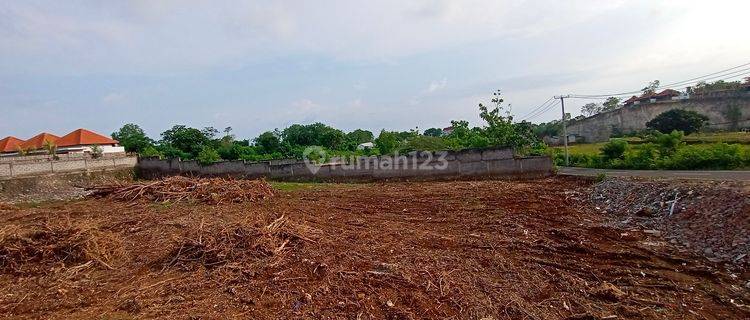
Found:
[357,142,375,150]
[55,129,125,154]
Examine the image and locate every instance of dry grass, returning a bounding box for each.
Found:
[0,218,124,274]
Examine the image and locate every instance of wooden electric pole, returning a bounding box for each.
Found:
[554,95,570,166]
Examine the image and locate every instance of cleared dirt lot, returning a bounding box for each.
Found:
[0,177,748,319]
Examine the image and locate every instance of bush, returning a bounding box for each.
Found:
[650,130,684,156]
[139,145,163,158]
[661,143,744,170]
[400,135,449,153]
[601,139,628,161]
[622,143,659,169]
[197,146,221,165]
[90,144,103,159]
[646,109,708,134]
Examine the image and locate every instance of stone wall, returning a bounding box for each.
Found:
[137,148,553,181]
[566,94,750,142]
[0,154,137,179]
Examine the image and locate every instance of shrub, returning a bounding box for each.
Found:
[400,135,448,153]
[197,146,221,165]
[139,145,163,158]
[601,139,628,161]
[90,144,103,159]
[662,143,744,170]
[648,130,684,156]
[622,143,659,169]
[646,109,708,134]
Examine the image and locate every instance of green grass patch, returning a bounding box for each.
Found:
[270,181,334,191]
[682,132,750,144]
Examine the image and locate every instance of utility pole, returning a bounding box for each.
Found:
[554,95,570,166]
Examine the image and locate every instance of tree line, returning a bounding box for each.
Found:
[111,90,546,164]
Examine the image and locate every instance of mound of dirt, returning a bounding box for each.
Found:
[592,178,750,267]
[0,220,124,274]
[88,176,275,204]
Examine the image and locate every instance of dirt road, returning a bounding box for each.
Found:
[559,166,750,181]
[0,177,747,319]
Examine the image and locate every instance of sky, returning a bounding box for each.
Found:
[1,0,749,140]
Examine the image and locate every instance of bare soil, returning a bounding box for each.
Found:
[0,177,748,319]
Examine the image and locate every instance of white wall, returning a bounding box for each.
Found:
[58,145,125,154]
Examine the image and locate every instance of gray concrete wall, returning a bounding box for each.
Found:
[0,155,137,179]
[137,147,553,181]
[567,94,750,142]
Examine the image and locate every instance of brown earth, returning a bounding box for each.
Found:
[0,177,748,319]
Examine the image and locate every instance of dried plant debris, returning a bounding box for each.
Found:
[88,176,275,204]
[0,177,747,319]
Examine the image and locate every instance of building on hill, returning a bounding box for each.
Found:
[567,90,750,142]
[623,89,683,107]
[0,136,24,156]
[55,129,124,154]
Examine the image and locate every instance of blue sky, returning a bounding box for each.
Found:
[1,0,749,140]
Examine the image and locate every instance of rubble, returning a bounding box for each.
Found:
[592,178,750,268]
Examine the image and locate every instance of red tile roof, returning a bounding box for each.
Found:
[19,132,60,150]
[623,96,639,104]
[56,129,118,147]
[0,136,25,153]
[654,89,680,97]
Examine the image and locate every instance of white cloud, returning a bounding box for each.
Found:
[0,1,638,75]
[101,92,125,104]
[426,78,447,93]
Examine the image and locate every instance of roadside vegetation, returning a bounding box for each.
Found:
[112,90,546,163]
[553,131,750,170]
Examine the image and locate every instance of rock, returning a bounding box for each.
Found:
[745,281,750,289]
[703,248,714,256]
[386,300,395,307]
[643,229,662,237]
[592,282,626,301]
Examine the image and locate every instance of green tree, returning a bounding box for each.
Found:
[602,97,620,111]
[112,123,154,153]
[423,128,443,137]
[400,135,448,152]
[532,120,562,138]
[646,109,708,134]
[477,90,543,152]
[642,80,660,95]
[282,123,345,149]
[160,125,212,159]
[375,130,399,155]
[344,129,374,150]
[601,139,628,161]
[580,103,601,117]
[197,146,221,165]
[254,131,282,154]
[139,145,163,158]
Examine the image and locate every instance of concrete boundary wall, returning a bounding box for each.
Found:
[137,147,553,181]
[566,94,750,142]
[0,155,138,180]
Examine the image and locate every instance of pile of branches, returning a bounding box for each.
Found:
[160,215,318,272]
[88,176,275,205]
[0,221,123,274]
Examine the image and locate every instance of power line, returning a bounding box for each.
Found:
[569,69,750,100]
[523,99,560,122]
[570,61,750,98]
[516,97,554,121]
[521,100,557,122]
